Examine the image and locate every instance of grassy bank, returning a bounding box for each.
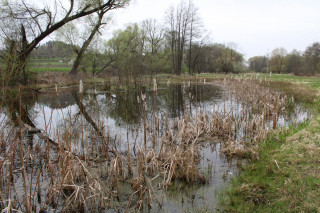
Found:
[219,73,320,212]
[223,117,320,212]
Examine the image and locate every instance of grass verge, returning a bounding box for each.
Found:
[222,117,320,212]
[29,66,71,72]
[220,73,320,212]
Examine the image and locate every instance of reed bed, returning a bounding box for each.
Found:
[0,76,296,212]
[216,77,293,157]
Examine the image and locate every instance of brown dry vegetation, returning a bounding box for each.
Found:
[36,72,91,85]
[223,73,320,213]
[0,76,298,212]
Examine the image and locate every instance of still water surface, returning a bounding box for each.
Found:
[1,82,311,212]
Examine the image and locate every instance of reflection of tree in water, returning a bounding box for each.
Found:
[102,84,225,123]
[5,91,40,126]
[169,85,184,118]
[71,90,143,126]
[2,83,225,144]
[3,91,41,146]
[72,91,104,137]
[36,92,75,109]
[107,90,142,125]
[155,84,224,119]
[188,84,224,104]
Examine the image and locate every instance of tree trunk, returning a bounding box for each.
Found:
[70,11,105,76]
[15,1,118,81]
[19,24,29,85]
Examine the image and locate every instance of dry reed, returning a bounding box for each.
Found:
[0,76,295,212]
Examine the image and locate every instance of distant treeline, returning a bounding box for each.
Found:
[31,22,245,79]
[31,41,74,60]
[26,0,247,81]
[2,0,319,87]
[249,42,320,75]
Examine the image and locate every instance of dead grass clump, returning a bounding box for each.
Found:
[209,77,294,158]
[36,72,90,85]
[237,183,267,205]
[221,141,258,159]
[159,145,205,186]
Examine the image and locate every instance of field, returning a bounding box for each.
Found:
[28,58,72,73]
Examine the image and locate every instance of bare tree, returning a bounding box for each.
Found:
[186,0,203,74]
[142,19,164,56]
[186,33,210,74]
[165,0,193,75]
[0,0,129,84]
[141,19,164,75]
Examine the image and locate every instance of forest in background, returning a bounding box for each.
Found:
[1,0,320,87]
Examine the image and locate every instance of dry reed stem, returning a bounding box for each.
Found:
[0,77,295,212]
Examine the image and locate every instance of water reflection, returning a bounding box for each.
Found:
[0,82,313,212]
[1,82,311,148]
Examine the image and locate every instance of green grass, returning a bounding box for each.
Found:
[28,66,97,73]
[247,73,320,90]
[29,67,71,73]
[29,62,68,66]
[189,72,320,90]
[222,118,320,212]
[218,73,320,212]
[30,58,66,62]
[197,73,228,78]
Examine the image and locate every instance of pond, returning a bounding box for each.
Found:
[0,79,312,212]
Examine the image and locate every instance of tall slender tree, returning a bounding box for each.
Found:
[165,0,194,75]
[186,0,202,75]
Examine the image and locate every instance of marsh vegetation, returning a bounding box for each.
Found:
[0,75,312,212]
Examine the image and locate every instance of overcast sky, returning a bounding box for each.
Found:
[108,0,320,60]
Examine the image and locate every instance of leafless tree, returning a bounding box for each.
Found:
[141,19,164,75]
[142,19,164,56]
[186,0,203,74]
[0,0,129,84]
[187,34,211,74]
[165,0,193,75]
